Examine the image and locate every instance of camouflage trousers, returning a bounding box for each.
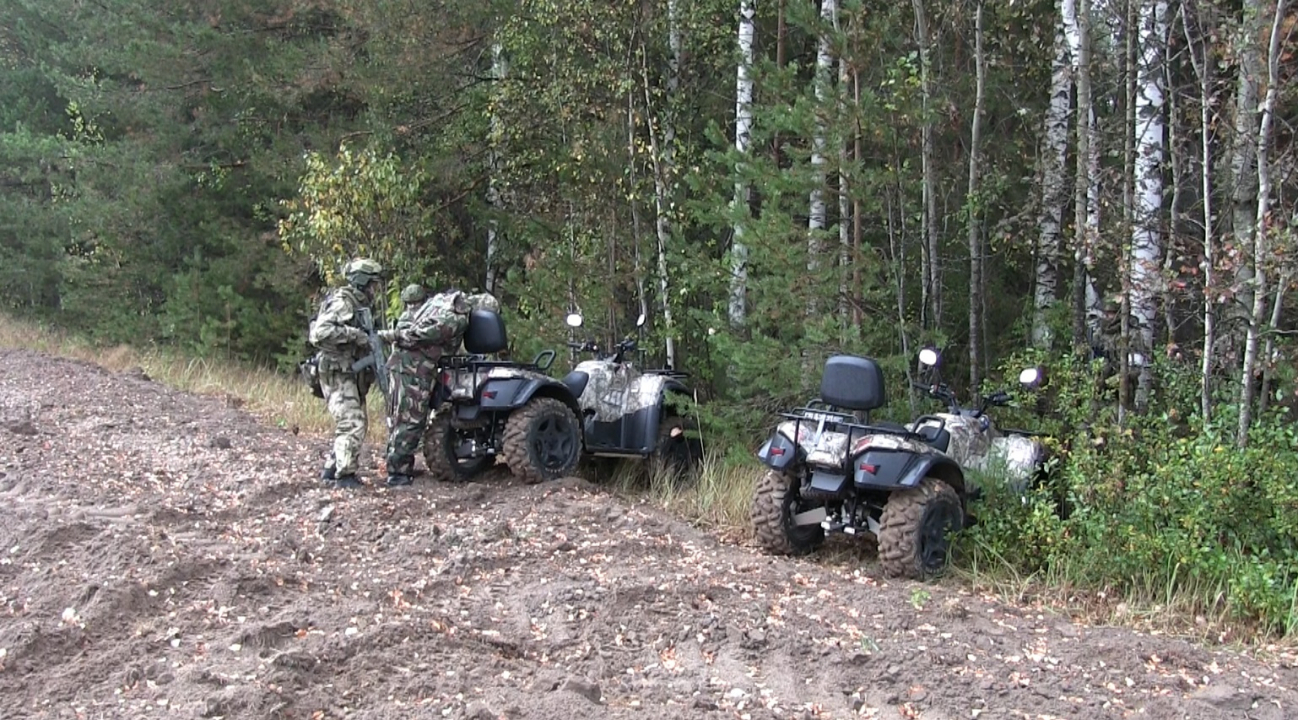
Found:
[385,354,439,475]
[319,365,368,477]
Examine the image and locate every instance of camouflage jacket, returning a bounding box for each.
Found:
[392,291,471,361]
[308,286,371,369]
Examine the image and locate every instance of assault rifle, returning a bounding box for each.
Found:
[351,306,390,399]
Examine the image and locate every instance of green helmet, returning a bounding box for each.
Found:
[400,283,426,305]
[343,258,383,287]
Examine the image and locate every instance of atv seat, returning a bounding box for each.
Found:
[820,355,886,412]
[561,370,589,397]
[464,309,507,354]
[915,424,951,452]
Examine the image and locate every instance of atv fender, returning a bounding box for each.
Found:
[584,382,692,454]
[853,447,965,495]
[757,431,799,470]
[478,377,580,416]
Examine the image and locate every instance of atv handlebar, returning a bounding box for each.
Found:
[569,337,637,363]
[912,381,1013,417]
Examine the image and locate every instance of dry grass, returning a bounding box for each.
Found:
[0,313,388,443]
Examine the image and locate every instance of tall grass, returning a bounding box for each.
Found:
[0,313,388,443]
[602,452,760,542]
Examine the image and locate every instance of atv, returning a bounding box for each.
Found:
[909,347,1049,497]
[751,352,1046,579]
[560,312,701,482]
[422,308,583,485]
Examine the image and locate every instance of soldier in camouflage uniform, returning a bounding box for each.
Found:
[378,289,474,486]
[308,258,385,488]
[395,284,427,329]
[384,284,427,409]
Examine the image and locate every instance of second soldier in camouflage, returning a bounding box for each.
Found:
[378,289,473,486]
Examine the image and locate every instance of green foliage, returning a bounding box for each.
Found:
[965,352,1298,635]
[278,144,428,285]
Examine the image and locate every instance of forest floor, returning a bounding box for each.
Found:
[1,346,1297,719]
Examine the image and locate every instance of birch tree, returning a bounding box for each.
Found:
[1237,0,1288,447]
[1181,1,1217,418]
[1228,2,1263,353]
[1131,0,1168,410]
[638,0,682,369]
[1032,0,1076,349]
[967,0,986,388]
[911,0,941,329]
[1067,0,1102,346]
[729,0,756,328]
[485,41,507,294]
[807,0,838,301]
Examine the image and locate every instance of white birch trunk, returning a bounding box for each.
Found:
[1131,0,1168,410]
[645,0,681,369]
[1181,4,1216,419]
[808,0,838,291]
[1066,0,1102,343]
[1229,4,1262,345]
[729,0,755,328]
[912,0,940,329]
[1032,0,1076,349]
[485,41,507,293]
[1237,0,1287,447]
[967,1,986,389]
[839,54,852,336]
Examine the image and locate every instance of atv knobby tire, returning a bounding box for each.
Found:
[877,478,963,580]
[751,469,824,556]
[423,414,490,483]
[502,397,581,484]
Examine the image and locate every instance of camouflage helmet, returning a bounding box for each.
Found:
[1102,298,1120,314]
[465,291,501,314]
[343,258,383,288]
[400,283,426,305]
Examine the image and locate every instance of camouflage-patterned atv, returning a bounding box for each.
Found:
[423,308,583,485]
[560,312,700,482]
[751,352,1044,580]
[909,347,1049,496]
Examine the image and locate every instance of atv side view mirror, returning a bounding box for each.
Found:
[565,313,584,328]
[918,347,941,367]
[635,313,646,328]
[1018,366,1044,388]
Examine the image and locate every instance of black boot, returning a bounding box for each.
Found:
[333,473,363,489]
[386,473,413,487]
[320,465,336,484]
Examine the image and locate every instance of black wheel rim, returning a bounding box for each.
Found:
[532,412,576,470]
[919,502,961,571]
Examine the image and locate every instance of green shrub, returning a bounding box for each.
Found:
[962,349,1298,636]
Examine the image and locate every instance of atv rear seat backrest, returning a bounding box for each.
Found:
[820,355,886,412]
[464,309,508,354]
